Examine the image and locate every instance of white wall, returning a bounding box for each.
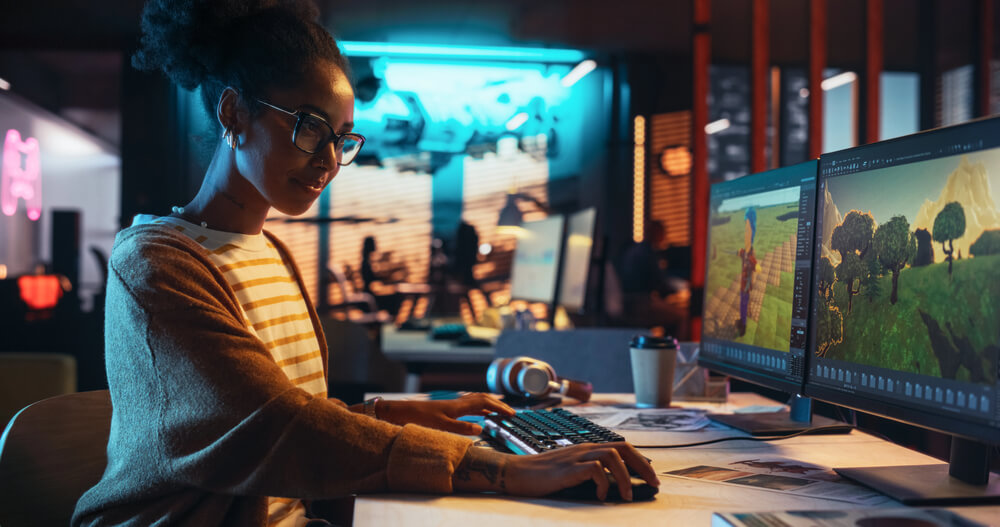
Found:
[0,92,120,311]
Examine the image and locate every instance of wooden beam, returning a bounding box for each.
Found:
[918,0,937,131]
[751,0,769,173]
[865,0,883,143]
[809,0,826,158]
[691,0,711,340]
[980,0,995,117]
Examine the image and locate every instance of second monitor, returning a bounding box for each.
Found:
[699,160,846,434]
[509,215,566,306]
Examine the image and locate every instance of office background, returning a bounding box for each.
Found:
[0,0,997,465]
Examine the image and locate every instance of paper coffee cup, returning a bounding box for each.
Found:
[629,335,679,408]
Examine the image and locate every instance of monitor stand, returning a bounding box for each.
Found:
[707,395,853,436]
[835,437,1000,505]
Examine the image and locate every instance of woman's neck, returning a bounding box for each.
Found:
[178,149,269,234]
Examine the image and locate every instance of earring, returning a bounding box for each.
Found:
[223,129,237,150]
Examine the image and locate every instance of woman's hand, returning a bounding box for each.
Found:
[379,393,515,435]
[452,442,660,502]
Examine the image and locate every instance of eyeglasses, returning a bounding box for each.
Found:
[256,99,365,166]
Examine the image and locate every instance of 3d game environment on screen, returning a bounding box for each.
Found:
[815,153,1000,387]
[704,187,801,353]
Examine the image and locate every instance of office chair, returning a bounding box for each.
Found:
[0,390,111,527]
[322,265,390,324]
[0,352,77,429]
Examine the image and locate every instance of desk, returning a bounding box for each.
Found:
[354,393,1000,526]
[381,326,496,392]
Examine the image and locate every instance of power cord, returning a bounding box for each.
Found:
[636,424,856,449]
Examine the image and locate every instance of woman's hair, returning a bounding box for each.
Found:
[132,0,350,122]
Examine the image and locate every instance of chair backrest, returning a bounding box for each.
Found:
[0,352,77,429]
[494,329,646,393]
[0,390,111,527]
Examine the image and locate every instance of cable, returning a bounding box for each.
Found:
[636,424,855,449]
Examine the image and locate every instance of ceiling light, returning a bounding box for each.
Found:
[561,59,597,87]
[505,112,529,131]
[705,118,731,134]
[821,71,857,91]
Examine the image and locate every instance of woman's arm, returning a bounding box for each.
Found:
[349,393,515,435]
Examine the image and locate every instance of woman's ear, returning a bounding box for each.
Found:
[216,87,245,135]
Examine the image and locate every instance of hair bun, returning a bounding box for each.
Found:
[132,0,322,90]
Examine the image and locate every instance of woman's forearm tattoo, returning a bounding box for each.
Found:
[455,449,506,490]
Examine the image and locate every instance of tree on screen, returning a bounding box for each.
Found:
[933,201,965,278]
[861,252,883,304]
[836,252,865,313]
[873,215,916,305]
[816,304,843,357]
[970,229,1000,256]
[817,256,835,298]
[831,211,875,314]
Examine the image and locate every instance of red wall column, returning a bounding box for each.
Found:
[690,0,711,340]
[809,0,826,159]
[751,0,769,173]
[865,0,883,144]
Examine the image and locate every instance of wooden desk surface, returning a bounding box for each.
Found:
[354,393,1000,526]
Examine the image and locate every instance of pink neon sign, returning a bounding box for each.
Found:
[1,129,42,221]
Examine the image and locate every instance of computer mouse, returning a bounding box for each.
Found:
[548,474,658,502]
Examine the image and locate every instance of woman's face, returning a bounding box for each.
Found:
[236,60,356,216]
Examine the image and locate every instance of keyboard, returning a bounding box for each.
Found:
[482,408,625,455]
[482,408,658,501]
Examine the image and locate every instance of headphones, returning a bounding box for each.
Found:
[486,356,593,402]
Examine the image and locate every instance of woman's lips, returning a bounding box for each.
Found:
[294,176,327,193]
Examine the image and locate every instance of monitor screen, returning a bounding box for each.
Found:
[557,207,597,313]
[806,117,1000,502]
[807,118,1000,444]
[699,160,819,395]
[509,215,565,304]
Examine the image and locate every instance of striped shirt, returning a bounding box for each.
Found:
[134,215,324,527]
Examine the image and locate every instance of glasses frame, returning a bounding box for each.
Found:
[256,99,365,166]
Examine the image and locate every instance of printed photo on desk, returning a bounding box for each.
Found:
[661,455,893,506]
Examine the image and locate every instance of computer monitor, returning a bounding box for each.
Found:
[699,160,847,434]
[509,215,566,305]
[806,116,1000,504]
[556,207,597,314]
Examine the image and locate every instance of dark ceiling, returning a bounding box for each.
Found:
[0,0,992,145]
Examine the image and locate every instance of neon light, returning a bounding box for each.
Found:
[339,41,586,63]
[1,129,42,221]
[633,116,646,243]
[0,77,10,91]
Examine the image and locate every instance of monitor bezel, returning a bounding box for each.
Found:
[697,159,820,397]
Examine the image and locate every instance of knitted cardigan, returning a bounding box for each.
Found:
[73,224,473,526]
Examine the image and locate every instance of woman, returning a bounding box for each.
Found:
[73,1,658,526]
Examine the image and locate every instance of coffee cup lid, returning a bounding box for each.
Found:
[630,335,678,349]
